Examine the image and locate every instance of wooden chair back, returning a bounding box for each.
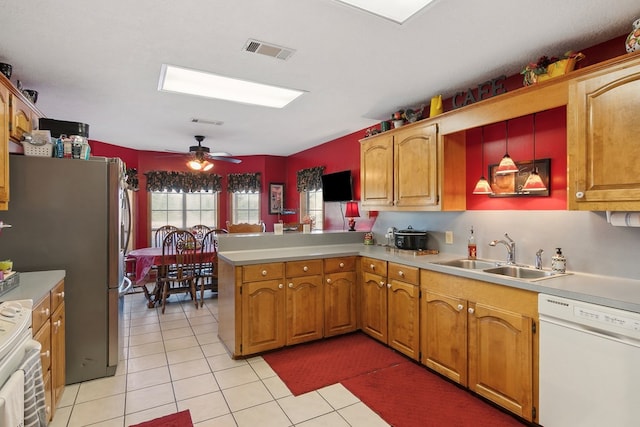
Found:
[156,230,199,313]
[225,221,265,233]
[154,225,178,247]
[190,224,211,241]
[196,229,226,306]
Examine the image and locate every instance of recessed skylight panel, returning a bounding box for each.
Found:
[334,0,435,24]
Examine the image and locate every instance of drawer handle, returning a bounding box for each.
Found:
[288,282,293,288]
[303,266,308,272]
[339,262,345,268]
[468,307,475,314]
[457,304,464,311]
[42,308,50,317]
[370,264,375,270]
[278,283,284,289]
[54,320,62,328]
[58,291,65,299]
[399,270,404,277]
[326,278,332,284]
[41,350,50,358]
[261,270,267,276]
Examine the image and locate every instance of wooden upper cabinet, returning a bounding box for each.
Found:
[360,121,465,211]
[360,133,394,208]
[0,84,9,210]
[568,55,640,210]
[9,93,34,142]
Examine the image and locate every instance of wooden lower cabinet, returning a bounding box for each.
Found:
[32,279,66,422]
[323,257,357,337]
[241,277,286,355]
[420,270,537,422]
[285,260,324,345]
[360,258,420,360]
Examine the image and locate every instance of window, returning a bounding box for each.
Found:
[231,192,261,223]
[300,190,323,230]
[150,191,219,241]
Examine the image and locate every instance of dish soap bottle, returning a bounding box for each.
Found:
[551,248,566,273]
[468,226,477,260]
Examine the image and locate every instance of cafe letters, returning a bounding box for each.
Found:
[451,75,507,109]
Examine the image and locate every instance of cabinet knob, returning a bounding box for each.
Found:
[370,264,375,270]
[288,282,293,288]
[576,191,585,199]
[387,283,391,288]
[41,350,50,358]
[379,281,385,287]
[457,304,464,311]
[399,270,404,277]
[326,278,332,284]
[339,262,345,268]
[278,283,284,289]
[54,320,62,328]
[58,291,65,299]
[261,270,267,276]
[42,308,50,316]
[468,307,475,314]
[303,266,308,272]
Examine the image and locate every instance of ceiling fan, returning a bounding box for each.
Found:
[185,135,242,171]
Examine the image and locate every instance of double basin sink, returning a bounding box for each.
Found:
[435,259,568,281]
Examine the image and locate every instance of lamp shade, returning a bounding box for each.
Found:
[495,154,518,175]
[522,168,547,192]
[472,177,493,194]
[345,201,360,218]
[187,159,213,171]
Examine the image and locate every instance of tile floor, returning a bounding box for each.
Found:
[49,290,390,427]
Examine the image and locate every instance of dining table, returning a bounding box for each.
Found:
[126,246,217,308]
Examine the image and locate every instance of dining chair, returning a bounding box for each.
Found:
[196,229,228,307]
[225,221,266,233]
[156,230,199,314]
[190,224,211,242]
[154,225,178,247]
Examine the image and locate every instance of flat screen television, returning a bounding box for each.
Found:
[321,170,353,202]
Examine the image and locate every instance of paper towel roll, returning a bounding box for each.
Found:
[608,212,640,227]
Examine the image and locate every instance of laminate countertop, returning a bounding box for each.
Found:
[219,244,640,313]
[1,270,66,304]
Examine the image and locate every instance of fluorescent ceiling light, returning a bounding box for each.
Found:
[335,0,435,24]
[158,64,305,108]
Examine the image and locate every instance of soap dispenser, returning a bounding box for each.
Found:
[468,226,477,260]
[551,248,566,273]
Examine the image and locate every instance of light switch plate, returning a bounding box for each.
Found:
[445,231,453,244]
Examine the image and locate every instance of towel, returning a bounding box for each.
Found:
[0,370,25,427]
[20,340,47,427]
[608,212,640,227]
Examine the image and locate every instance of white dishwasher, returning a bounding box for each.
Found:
[538,293,640,427]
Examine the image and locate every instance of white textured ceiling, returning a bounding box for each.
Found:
[0,0,638,157]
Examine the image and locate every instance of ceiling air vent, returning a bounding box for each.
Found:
[242,39,294,61]
[191,118,224,126]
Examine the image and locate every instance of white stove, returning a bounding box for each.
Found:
[0,299,32,365]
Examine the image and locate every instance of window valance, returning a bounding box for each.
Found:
[227,172,261,193]
[144,171,222,193]
[297,166,325,192]
[125,168,139,191]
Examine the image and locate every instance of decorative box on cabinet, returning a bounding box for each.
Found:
[323,256,357,337]
[420,270,537,422]
[360,121,465,211]
[32,279,65,422]
[360,257,420,360]
[568,55,640,210]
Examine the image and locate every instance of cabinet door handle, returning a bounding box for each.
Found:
[387,283,391,288]
[398,270,404,277]
[326,278,332,284]
[288,282,293,288]
[457,304,464,311]
[339,262,345,268]
[576,191,585,199]
[467,307,475,314]
[41,350,50,358]
[54,320,62,328]
[379,281,385,288]
[370,264,375,270]
[303,266,308,272]
[261,270,268,276]
[42,308,50,317]
[278,283,284,289]
[58,291,65,299]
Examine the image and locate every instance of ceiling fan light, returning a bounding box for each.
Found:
[472,177,493,194]
[495,154,519,175]
[522,169,547,192]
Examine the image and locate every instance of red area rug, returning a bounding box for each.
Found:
[264,332,526,427]
[262,332,406,395]
[129,410,193,427]
[342,362,525,427]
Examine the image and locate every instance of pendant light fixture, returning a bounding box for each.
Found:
[522,113,547,192]
[472,126,492,194]
[495,119,519,175]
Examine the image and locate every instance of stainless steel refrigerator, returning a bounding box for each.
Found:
[0,154,132,384]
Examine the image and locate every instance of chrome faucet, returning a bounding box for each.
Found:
[535,249,544,269]
[489,233,516,264]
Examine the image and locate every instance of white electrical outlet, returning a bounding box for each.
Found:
[445,231,454,244]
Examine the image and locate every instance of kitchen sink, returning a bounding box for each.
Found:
[482,265,566,281]
[436,259,500,270]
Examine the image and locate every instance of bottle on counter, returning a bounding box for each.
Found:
[468,226,477,260]
[551,248,566,273]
